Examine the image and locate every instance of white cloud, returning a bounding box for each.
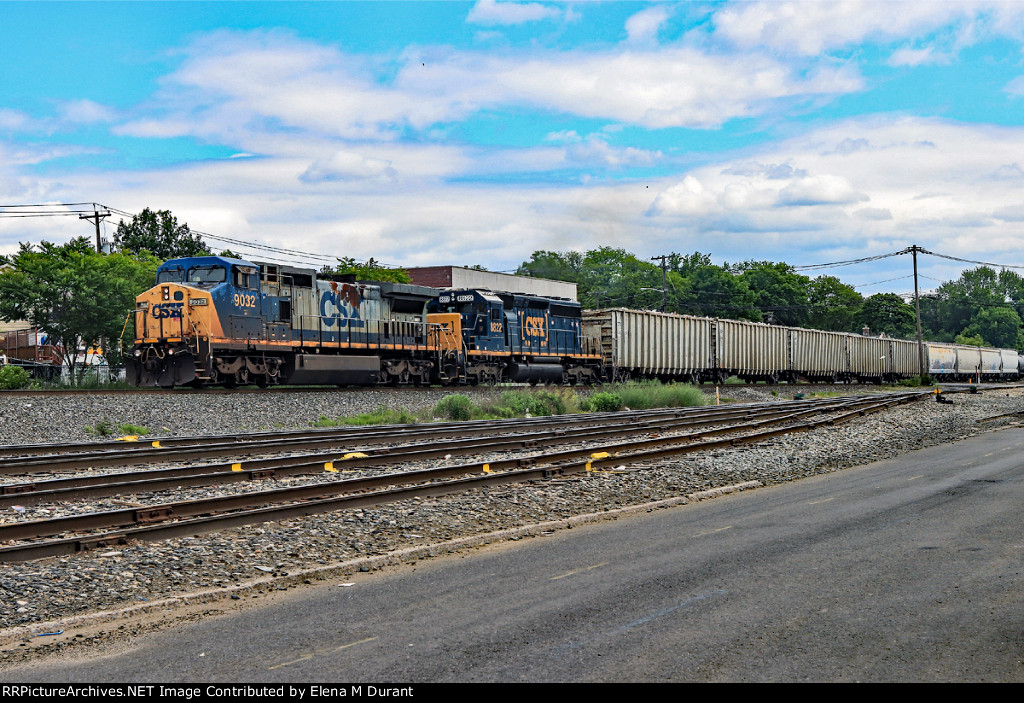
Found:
[410,47,861,129]
[0,109,32,132]
[300,151,398,183]
[625,5,671,43]
[565,136,661,168]
[113,30,863,147]
[649,175,720,216]
[7,116,1024,278]
[643,117,1024,270]
[1004,75,1024,96]
[466,0,563,26]
[711,0,1022,56]
[854,207,894,220]
[544,130,582,143]
[778,175,868,206]
[888,46,952,67]
[57,99,118,125]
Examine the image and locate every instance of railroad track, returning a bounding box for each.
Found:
[0,395,885,464]
[0,391,929,562]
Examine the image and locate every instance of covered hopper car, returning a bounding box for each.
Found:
[581,308,1020,384]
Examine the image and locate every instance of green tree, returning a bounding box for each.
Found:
[319,257,411,284]
[856,293,916,337]
[953,332,985,347]
[676,265,759,321]
[806,275,863,331]
[732,260,811,326]
[114,208,210,261]
[961,307,1023,349]
[578,247,663,310]
[934,267,1006,338]
[0,238,157,384]
[516,250,583,282]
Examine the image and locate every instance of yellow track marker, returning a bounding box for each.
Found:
[482,463,492,473]
[116,436,139,442]
[342,452,368,460]
[324,461,337,473]
[590,451,610,459]
[151,441,161,448]
[231,463,243,472]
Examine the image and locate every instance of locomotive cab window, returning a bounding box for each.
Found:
[186,266,227,285]
[157,269,185,283]
[232,267,255,289]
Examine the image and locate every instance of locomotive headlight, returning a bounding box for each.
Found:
[167,348,175,356]
[134,350,142,357]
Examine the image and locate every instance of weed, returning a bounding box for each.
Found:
[85,418,116,437]
[587,391,623,412]
[0,365,30,390]
[433,394,476,421]
[611,381,707,410]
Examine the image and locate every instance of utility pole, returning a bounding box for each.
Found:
[910,245,926,381]
[650,255,668,312]
[79,204,110,253]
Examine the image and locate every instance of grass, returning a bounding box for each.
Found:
[310,381,708,427]
[313,408,422,427]
[607,380,708,410]
[85,419,151,437]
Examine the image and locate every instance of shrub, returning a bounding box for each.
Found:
[434,394,476,421]
[587,392,623,412]
[532,388,581,415]
[614,381,706,410]
[0,365,31,390]
[496,390,553,417]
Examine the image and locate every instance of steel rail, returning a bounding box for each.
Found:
[0,398,885,506]
[0,393,922,551]
[0,393,924,562]
[0,396,851,459]
[0,394,918,472]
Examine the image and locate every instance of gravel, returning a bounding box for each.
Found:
[0,384,1020,648]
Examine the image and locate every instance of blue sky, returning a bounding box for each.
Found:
[2,0,1024,294]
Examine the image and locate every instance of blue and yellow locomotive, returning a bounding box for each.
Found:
[427,289,604,385]
[125,255,604,388]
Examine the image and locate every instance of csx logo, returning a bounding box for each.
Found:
[523,316,546,337]
[152,302,184,319]
[320,291,366,329]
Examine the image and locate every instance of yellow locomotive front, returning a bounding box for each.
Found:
[126,274,219,387]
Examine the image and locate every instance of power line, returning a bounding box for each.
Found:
[791,250,907,271]
[853,274,914,289]
[918,248,1024,270]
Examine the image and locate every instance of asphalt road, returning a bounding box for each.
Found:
[5,427,1024,682]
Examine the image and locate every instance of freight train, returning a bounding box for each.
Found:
[125,255,604,388]
[125,254,1019,388]
[581,308,1021,384]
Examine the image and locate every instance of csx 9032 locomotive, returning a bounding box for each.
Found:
[125,255,605,388]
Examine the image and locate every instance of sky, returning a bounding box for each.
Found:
[2,0,1024,295]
